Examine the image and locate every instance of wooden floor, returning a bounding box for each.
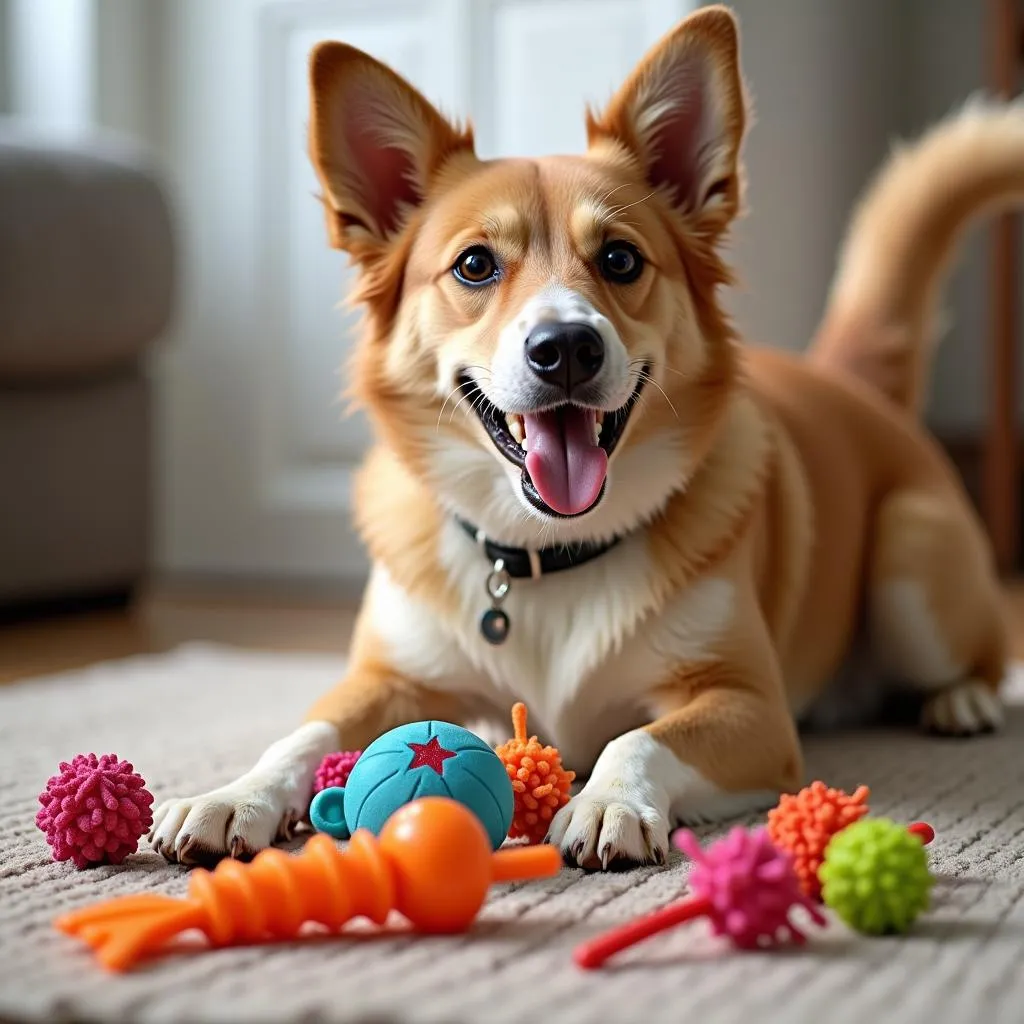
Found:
[0,585,359,685]
[3,582,1024,686]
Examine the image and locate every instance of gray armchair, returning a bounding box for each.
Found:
[0,121,175,613]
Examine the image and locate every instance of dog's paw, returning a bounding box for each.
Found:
[921,679,1004,737]
[547,793,669,871]
[149,780,302,866]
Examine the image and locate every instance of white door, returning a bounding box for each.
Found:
[158,0,700,584]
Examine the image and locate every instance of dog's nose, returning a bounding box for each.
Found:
[524,322,605,394]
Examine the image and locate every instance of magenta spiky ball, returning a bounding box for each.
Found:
[35,753,154,869]
[313,750,362,794]
[674,825,827,948]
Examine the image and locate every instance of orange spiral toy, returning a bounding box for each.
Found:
[55,797,562,972]
[495,703,575,844]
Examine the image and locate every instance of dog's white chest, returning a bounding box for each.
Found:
[366,523,735,771]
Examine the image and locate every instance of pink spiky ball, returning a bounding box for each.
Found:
[674,826,827,948]
[36,754,154,869]
[313,749,362,794]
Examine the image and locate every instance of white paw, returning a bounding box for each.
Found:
[548,792,669,870]
[544,728,781,870]
[921,679,1004,737]
[148,721,339,865]
[150,779,302,865]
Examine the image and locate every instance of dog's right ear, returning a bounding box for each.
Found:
[308,43,474,255]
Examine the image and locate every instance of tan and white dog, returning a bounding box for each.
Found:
[152,7,1021,870]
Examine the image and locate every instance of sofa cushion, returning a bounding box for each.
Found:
[0,121,175,380]
[0,369,150,603]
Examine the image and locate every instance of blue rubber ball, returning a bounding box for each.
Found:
[311,720,514,850]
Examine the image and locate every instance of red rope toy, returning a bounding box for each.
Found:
[575,825,826,968]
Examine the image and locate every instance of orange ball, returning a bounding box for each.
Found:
[378,797,492,933]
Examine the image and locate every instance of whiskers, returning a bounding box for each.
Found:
[449,387,488,426]
[628,359,679,420]
[437,366,493,430]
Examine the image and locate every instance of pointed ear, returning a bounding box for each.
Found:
[586,6,747,237]
[308,43,474,253]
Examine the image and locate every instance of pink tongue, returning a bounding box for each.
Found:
[524,407,608,516]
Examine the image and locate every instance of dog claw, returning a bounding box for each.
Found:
[175,833,193,862]
[229,835,254,860]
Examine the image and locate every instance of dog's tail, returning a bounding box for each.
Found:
[808,100,1024,416]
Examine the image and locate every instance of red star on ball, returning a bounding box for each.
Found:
[406,736,456,775]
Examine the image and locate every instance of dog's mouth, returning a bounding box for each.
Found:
[456,370,648,518]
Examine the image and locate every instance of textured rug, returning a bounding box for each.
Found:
[1,644,1023,1024]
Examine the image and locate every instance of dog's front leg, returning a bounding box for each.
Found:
[150,640,463,865]
[548,605,802,871]
[150,717,340,865]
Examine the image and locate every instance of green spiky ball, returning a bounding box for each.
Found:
[819,817,933,934]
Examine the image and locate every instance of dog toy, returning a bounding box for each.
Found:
[495,703,575,844]
[574,826,826,969]
[313,750,362,794]
[308,720,514,848]
[36,754,154,869]
[767,781,934,899]
[819,817,934,934]
[55,797,562,972]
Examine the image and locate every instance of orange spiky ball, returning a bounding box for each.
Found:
[495,703,575,845]
[766,781,870,900]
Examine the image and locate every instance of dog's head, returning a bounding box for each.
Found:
[308,6,747,546]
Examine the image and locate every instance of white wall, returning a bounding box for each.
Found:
[901,0,993,436]
[6,0,96,131]
[725,0,1008,436]
[0,0,164,144]
[725,0,905,357]
[0,3,9,112]
[93,0,164,146]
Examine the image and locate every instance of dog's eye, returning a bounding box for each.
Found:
[453,246,499,287]
[599,241,644,284]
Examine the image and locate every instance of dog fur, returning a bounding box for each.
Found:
[152,7,1019,871]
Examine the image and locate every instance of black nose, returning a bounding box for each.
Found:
[524,322,605,394]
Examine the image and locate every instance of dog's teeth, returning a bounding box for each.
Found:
[505,413,529,450]
[594,421,602,444]
[506,414,524,444]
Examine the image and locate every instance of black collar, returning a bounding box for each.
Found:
[457,517,620,579]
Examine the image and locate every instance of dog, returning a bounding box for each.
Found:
[152,6,1020,871]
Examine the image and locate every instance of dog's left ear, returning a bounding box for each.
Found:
[587,5,746,238]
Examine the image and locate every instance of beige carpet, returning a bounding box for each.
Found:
[2,644,1023,1024]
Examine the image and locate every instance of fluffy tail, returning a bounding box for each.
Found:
[808,100,1024,415]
